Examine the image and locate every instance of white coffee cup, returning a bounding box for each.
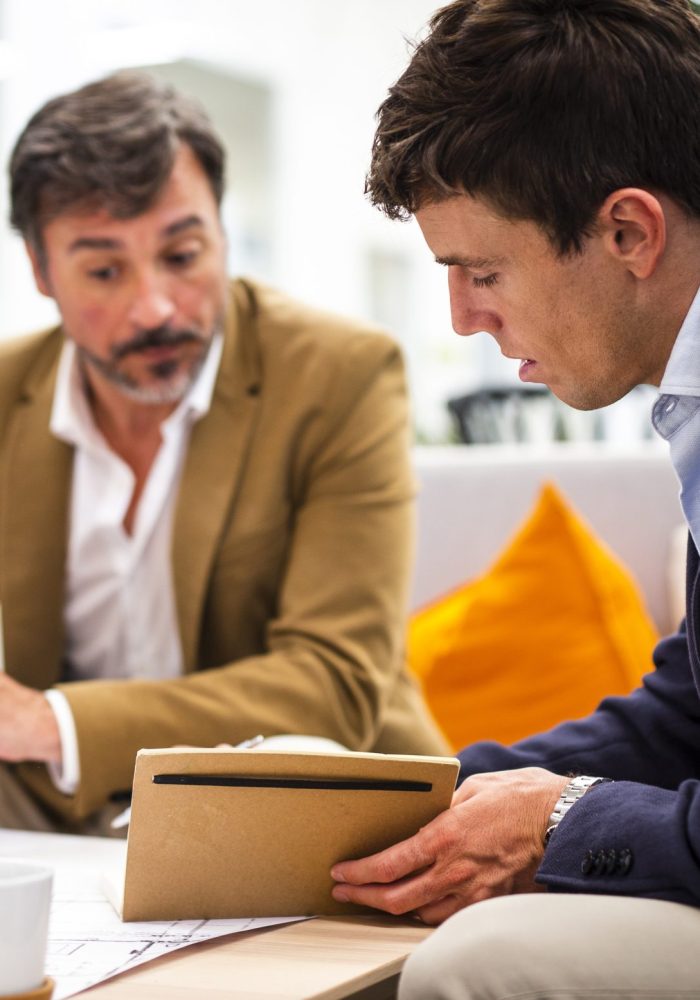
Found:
[0,860,53,996]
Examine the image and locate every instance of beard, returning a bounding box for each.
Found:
[76,323,216,405]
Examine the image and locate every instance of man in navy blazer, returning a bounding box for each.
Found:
[331,1,700,995]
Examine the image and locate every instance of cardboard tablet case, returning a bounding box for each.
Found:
[120,748,459,921]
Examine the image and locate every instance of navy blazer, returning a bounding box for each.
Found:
[457,535,700,907]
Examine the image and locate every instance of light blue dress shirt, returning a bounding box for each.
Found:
[652,284,700,554]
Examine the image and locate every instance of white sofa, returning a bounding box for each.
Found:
[411,442,685,636]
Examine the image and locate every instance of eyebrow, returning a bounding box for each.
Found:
[434,254,505,269]
[67,214,206,254]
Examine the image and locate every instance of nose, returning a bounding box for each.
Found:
[447,266,501,338]
[128,272,176,330]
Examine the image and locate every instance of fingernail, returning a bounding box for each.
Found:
[330,867,342,880]
[332,888,348,902]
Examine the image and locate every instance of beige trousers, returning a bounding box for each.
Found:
[399,893,700,1000]
[0,763,126,838]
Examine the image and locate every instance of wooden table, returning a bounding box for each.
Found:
[81,914,432,999]
[0,830,431,1000]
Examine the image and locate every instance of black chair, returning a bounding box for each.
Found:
[447,385,561,444]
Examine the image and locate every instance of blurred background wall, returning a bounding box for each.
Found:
[0,0,658,444]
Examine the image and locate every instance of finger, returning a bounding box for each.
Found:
[331,830,435,887]
[332,879,410,915]
[332,863,453,916]
[332,877,424,916]
[414,894,464,927]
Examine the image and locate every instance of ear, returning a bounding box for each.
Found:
[25,240,53,298]
[596,189,666,279]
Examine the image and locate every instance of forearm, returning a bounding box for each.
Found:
[56,638,406,818]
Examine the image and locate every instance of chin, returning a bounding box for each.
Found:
[117,373,193,406]
[114,372,196,406]
[117,353,207,406]
[552,383,632,412]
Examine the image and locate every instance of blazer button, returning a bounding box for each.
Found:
[592,849,608,876]
[604,849,618,875]
[581,850,595,875]
[616,848,634,875]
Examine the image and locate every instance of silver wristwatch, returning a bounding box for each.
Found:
[544,775,610,846]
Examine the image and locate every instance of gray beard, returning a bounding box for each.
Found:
[75,323,217,406]
[77,344,209,405]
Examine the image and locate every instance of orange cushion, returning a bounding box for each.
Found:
[408,483,658,750]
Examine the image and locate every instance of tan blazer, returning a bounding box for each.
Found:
[0,279,448,821]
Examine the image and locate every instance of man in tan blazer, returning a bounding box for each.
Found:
[0,71,446,833]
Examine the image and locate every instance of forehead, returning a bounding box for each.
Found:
[41,144,219,251]
[415,194,555,266]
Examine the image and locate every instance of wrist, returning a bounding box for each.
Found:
[544,775,612,846]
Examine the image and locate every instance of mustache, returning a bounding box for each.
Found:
[111,326,204,361]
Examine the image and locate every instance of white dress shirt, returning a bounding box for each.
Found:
[652,283,700,554]
[44,335,223,794]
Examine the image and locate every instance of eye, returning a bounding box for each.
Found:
[166,248,199,269]
[472,273,498,289]
[87,264,120,282]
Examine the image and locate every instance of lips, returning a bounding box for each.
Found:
[139,343,182,359]
[518,359,538,381]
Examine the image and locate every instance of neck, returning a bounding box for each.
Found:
[643,205,700,386]
[81,366,176,472]
[648,270,700,387]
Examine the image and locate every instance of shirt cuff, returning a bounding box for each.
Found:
[43,689,80,795]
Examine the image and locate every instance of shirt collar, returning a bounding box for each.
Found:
[50,333,224,450]
[659,282,700,396]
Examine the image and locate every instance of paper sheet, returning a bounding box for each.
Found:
[0,830,302,999]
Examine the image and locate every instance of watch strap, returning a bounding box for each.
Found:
[544,775,611,846]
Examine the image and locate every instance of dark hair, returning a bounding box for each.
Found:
[367,0,700,253]
[9,70,225,253]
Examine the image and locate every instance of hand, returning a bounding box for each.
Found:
[331,767,568,925]
[0,673,62,765]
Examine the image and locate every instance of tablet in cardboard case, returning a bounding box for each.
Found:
[114,747,459,921]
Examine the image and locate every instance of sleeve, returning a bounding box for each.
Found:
[43,689,80,795]
[457,623,700,907]
[536,777,700,906]
[49,337,425,820]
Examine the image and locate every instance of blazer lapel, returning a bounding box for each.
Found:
[172,281,262,671]
[0,332,72,688]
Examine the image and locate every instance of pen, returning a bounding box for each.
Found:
[110,734,267,829]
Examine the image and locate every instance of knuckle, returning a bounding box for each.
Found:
[384,894,411,916]
[432,819,459,854]
[375,857,399,883]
